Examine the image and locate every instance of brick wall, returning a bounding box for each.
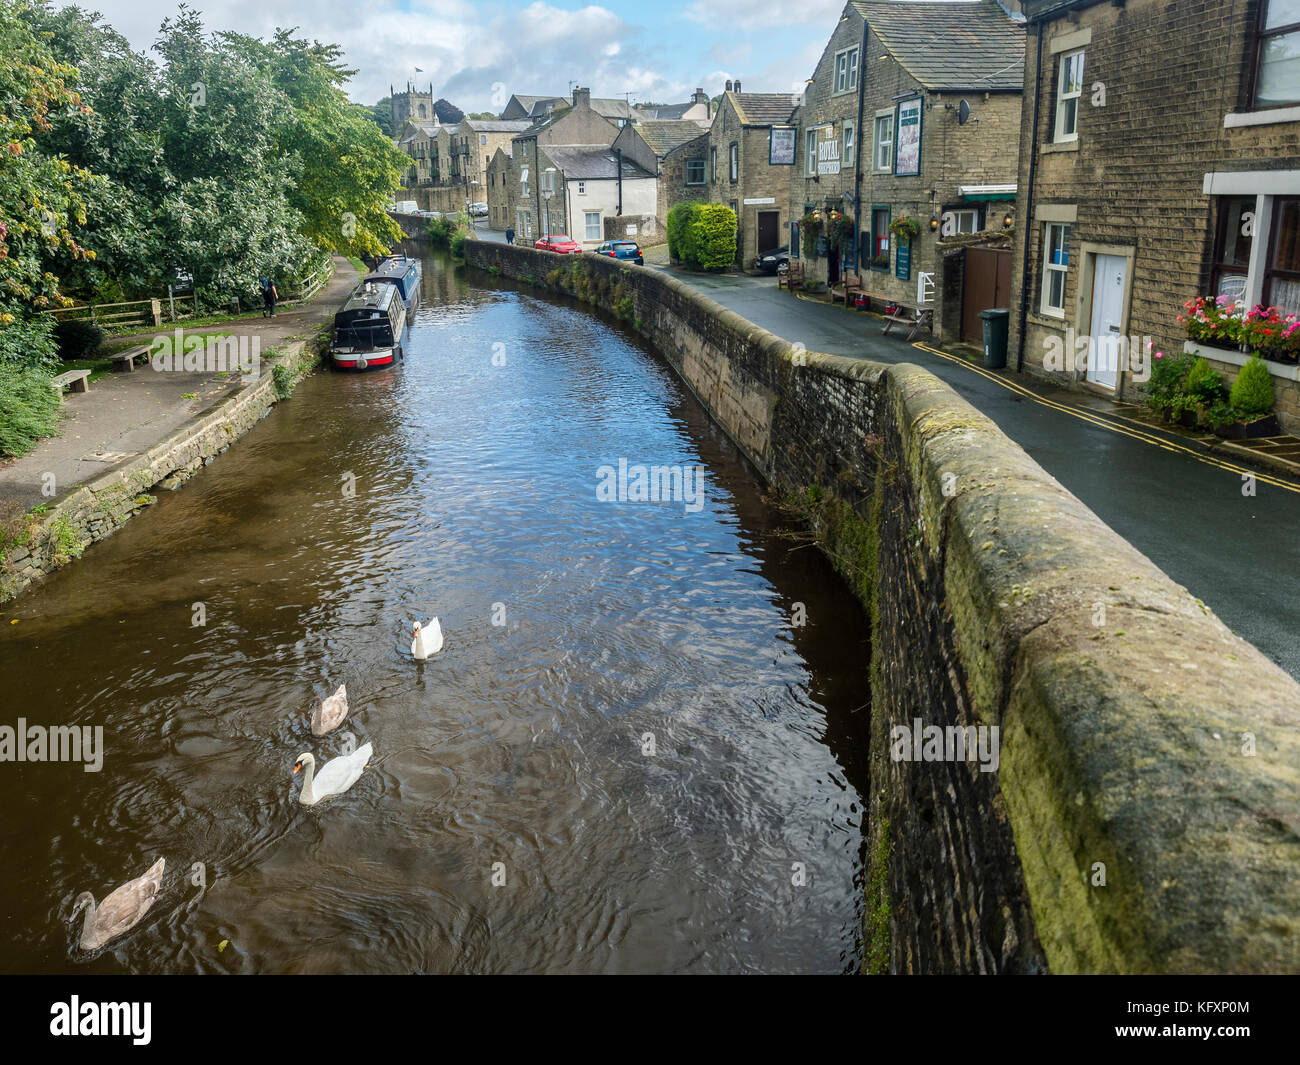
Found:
[464,237,1300,973]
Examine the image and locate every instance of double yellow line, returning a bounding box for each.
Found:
[910,340,1300,496]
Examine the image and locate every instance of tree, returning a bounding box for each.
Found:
[367,96,394,137]
[433,98,463,123]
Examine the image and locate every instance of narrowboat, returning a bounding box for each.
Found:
[365,254,421,309]
[330,281,406,371]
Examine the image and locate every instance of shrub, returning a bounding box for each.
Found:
[53,320,105,361]
[1182,357,1226,405]
[1143,350,1195,413]
[0,367,61,458]
[1229,355,1276,418]
[666,201,701,261]
[449,229,467,258]
[0,316,60,371]
[692,203,737,271]
[426,216,455,245]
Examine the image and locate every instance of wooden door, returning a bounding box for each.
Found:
[757,211,779,254]
[962,245,1012,343]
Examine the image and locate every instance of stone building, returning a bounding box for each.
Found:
[391,83,436,128]
[535,145,657,245]
[447,118,532,202]
[674,87,799,266]
[1009,0,1300,430]
[791,0,1024,344]
[395,120,440,187]
[503,87,623,240]
[613,119,716,230]
[632,89,714,123]
[501,92,637,128]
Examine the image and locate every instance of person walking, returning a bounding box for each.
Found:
[504,226,515,246]
[259,276,278,318]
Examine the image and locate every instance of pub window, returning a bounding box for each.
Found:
[842,119,855,162]
[873,114,893,172]
[835,47,859,94]
[869,206,891,270]
[805,128,818,176]
[1266,196,1300,313]
[1211,195,1255,300]
[1254,1,1300,106]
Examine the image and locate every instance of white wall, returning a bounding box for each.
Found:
[557,177,657,245]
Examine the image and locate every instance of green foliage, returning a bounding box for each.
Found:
[53,319,105,360]
[449,228,467,259]
[692,204,737,271]
[0,366,61,458]
[1182,357,1226,405]
[0,315,59,371]
[666,200,700,261]
[1229,355,1276,418]
[426,216,455,244]
[862,818,891,975]
[272,362,293,400]
[801,211,823,257]
[1143,350,1195,415]
[48,515,84,562]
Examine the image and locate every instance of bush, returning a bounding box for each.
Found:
[53,319,105,361]
[667,201,701,261]
[1143,350,1195,414]
[426,216,455,245]
[0,316,60,371]
[692,204,737,271]
[1182,357,1226,405]
[1229,355,1276,418]
[449,229,467,258]
[0,367,61,458]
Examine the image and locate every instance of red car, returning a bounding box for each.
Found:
[535,234,582,254]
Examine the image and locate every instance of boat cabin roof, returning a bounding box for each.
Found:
[365,256,417,284]
[339,280,398,316]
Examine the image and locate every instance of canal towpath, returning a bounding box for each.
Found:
[0,257,359,511]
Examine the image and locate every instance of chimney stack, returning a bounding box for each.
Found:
[734,79,741,93]
[694,87,706,103]
[725,79,733,92]
[573,86,591,109]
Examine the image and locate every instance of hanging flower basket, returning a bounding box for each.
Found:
[889,215,921,241]
[827,211,855,253]
[801,211,824,258]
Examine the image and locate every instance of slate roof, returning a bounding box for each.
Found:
[632,120,712,156]
[512,95,565,116]
[851,0,1025,91]
[463,119,533,133]
[727,92,798,126]
[541,146,655,180]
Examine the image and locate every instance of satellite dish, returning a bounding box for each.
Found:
[958,99,971,125]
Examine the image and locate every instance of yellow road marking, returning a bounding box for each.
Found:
[909,340,1300,495]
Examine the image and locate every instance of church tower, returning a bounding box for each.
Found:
[391,82,437,128]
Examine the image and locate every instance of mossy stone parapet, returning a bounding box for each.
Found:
[466,240,1300,974]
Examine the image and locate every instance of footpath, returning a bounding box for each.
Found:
[0,257,358,509]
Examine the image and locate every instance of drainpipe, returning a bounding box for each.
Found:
[616,148,624,216]
[1015,21,1044,373]
[853,15,869,270]
[533,139,541,237]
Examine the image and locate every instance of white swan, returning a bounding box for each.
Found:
[411,618,443,659]
[294,742,373,806]
[71,857,165,951]
[311,683,348,736]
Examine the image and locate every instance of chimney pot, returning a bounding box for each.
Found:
[735,79,741,93]
[573,85,591,108]
[725,80,733,92]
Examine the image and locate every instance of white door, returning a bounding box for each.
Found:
[1087,254,1126,389]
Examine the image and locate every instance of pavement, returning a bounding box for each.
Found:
[0,257,358,510]
[652,267,1300,681]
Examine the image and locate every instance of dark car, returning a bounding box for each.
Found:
[593,240,644,266]
[535,234,582,254]
[754,246,789,274]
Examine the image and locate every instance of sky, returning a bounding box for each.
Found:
[72,0,852,110]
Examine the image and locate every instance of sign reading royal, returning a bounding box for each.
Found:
[817,125,841,176]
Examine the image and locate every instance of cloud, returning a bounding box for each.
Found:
[684,0,845,31]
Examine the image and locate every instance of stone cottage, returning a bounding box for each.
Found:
[791,0,1024,344]
[1009,0,1300,430]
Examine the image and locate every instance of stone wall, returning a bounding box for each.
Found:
[465,237,1300,974]
[1,337,322,603]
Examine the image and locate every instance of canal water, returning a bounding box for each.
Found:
[0,250,871,974]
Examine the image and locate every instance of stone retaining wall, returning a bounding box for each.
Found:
[465,238,1300,974]
[1,338,321,602]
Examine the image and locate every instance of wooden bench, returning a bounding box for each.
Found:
[778,260,803,290]
[882,303,935,341]
[831,272,863,307]
[110,344,152,372]
[51,368,91,399]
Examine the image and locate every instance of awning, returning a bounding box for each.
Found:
[959,184,1016,202]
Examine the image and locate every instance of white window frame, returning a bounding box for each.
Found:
[1055,49,1085,143]
[834,47,859,94]
[842,119,855,163]
[577,181,586,195]
[873,113,893,172]
[520,166,529,196]
[805,128,818,176]
[710,146,717,181]
[584,211,602,241]
[480,134,487,145]
[729,142,738,182]
[950,208,980,234]
[1041,222,1071,317]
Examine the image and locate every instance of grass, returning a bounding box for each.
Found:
[57,356,115,383]
[0,368,63,459]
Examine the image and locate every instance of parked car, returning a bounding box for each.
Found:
[754,246,789,274]
[414,209,443,219]
[592,240,644,266]
[535,234,582,254]
[468,202,489,218]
